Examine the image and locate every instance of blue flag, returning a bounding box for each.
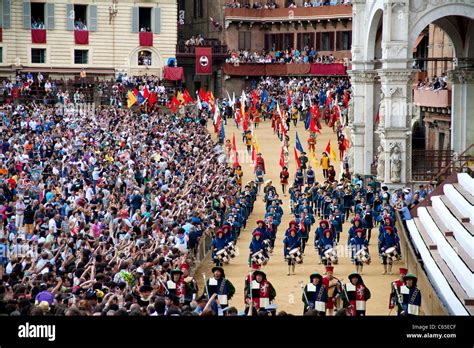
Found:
[137,92,145,105]
[261,89,268,103]
[268,99,275,112]
[305,110,311,130]
[295,132,304,153]
[220,122,225,143]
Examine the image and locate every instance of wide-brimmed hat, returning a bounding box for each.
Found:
[253,270,266,279]
[348,272,363,283]
[212,266,225,278]
[309,272,323,283]
[403,273,417,284]
[170,269,183,277]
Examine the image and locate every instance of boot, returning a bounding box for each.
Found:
[287,266,291,276]
[382,264,387,275]
[292,264,296,275]
[388,264,393,275]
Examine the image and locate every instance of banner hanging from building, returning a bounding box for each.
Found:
[196,47,212,75]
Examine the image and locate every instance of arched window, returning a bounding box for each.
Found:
[138,50,152,66]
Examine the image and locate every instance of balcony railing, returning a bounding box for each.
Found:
[176,40,229,58]
[224,5,352,21]
[413,88,451,108]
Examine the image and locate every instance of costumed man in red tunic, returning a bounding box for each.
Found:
[308,133,316,153]
[322,266,339,315]
[255,153,266,174]
[389,267,408,315]
[244,268,276,311]
[166,269,193,306]
[341,272,371,316]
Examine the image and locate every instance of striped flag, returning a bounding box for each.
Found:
[294,147,301,169]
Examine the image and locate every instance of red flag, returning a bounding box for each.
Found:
[279,146,285,169]
[251,144,255,162]
[287,88,292,106]
[236,107,243,126]
[375,105,380,125]
[199,88,207,102]
[252,90,259,106]
[309,117,321,134]
[196,47,213,75]
[343,137,350,149]
[148,91,157,108]
[170,96,180,113]
[183,89,193,103]
[133,88,139,97]
[243,114,249,132]
[232,134,239,167]
[294,147,301,169]
[214,115,221,134]
[143,86,150,99]
[325,140,332,154]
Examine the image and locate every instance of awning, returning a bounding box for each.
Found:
[413,34,426,53]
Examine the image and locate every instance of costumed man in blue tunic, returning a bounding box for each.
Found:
[302,272,328,315]
[283,227,301,276]
[204,266,235,315]
[249,231,268,268]
[379,225,401,275]
[400,273,422,316]
[318,228,336,266]
[349,228,369,274]
[211,229,228,267]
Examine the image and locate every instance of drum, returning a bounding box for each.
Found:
[323,248,338,263]
[251,250,268,266]
[216,248,230,264]
[289,248,303,264]
[226,242,237,258]
[355,248,371,264]
[384,247,399,262]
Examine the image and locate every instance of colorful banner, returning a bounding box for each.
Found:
[196,47,213,75]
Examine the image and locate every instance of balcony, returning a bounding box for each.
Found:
[176,40,229,59]
[414,88,451,108]
[224,5,352,23]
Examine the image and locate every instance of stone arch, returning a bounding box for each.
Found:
[128,46,165,70]
[465,19,474,59]
[365,7,384,61]
[408,4,474,58]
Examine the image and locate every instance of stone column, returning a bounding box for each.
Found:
[447,68,474,154]
[347,69,377,176]
[377,69,416,188]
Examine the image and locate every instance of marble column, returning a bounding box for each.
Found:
[347,69,377,176]
[447,68,474,154]
[377,68,416,188]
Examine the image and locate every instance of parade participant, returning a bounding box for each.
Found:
[318,228,336,266]
[347,216,364,247]
[204,266,235,314]
[212,229,228,267]
[389,267,408,315]
[235,165,243,188]
[280,166,289,196]
[330,209,344,243]
[314,219,329,246]
[302,272,328,315]
[245,131,253,154]
[254,219,270,241]
[400,273,422,316]
[306,165,315,186]
[299,210,314,254]
[308,133,316,153]
[180,263,199,304]
[349,228,369,274]
[294,168,304,188]
[249,231,268,268]
[255,153,266,174]
[341,273,371,316]
[320,152,330,179]
[264,214,276,253]
[327,165,336,183]
[283,227,300,275]
[338,134,346,161]
[244,269,276,311]
[222,224,235,244]
[299,151,308,179]
[379,225,401,275]
[166,269,193,306]
[285,220,299,237]
[362,204,374,243]
[255,165,265,195]
[322,266,339,315]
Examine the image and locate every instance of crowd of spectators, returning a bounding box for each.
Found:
[416,73,449,91]
[227,48,346,64]
[31,19,46,29]
[225,0,351,8]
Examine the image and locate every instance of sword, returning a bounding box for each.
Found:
[202,273,210,299]
[391,281,404,315]
[299,281,313,310]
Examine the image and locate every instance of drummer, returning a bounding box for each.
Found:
[317,228,336,266]
[211,229,227,267]
[379,225,401,275]
[249,231,268,268]
[349,228,369,274]
[283,227,301,276]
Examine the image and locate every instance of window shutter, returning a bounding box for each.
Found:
[88,5,97,31]
[2,0,10,29]
[23,1,31,29]
[316,32,321,51]
[152,7,161,34]
[246,32,251,50]
[329,32,335,51]
[66,4,74,31]
[336,31,341,51]
[310,33,315,48]
[348,31,352,50]
[131,7,139,32]
[46,3,55,30]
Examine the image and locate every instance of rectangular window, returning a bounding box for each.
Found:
[31,2,45,28]
[321,33,333,51]
[238,32,251,50]
[193,0,203,19]
[74,4,87,30]
[283,33,294,50]
[341,31,351,50]
[31,48,46,63]
[297,33,315,50]
[139,7,151,32]
[0,47,3,63]
[74,49,88,64]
